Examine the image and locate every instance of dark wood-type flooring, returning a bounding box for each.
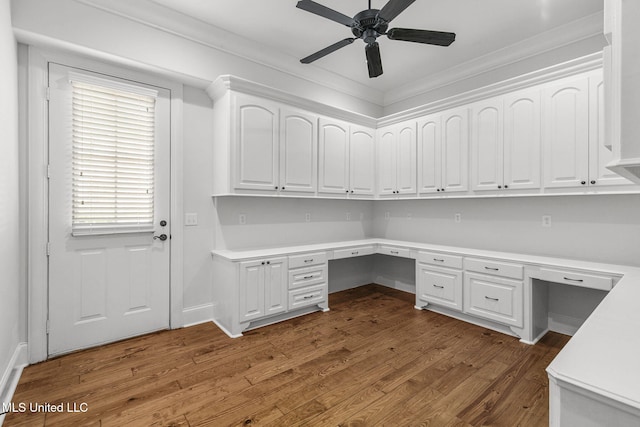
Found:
[5,284,569,426]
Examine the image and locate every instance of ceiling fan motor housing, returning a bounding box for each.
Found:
[352,9,388,44]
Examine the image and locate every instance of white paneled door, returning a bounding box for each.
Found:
[47,64,171,356]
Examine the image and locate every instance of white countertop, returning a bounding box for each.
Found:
[211,238,640,410]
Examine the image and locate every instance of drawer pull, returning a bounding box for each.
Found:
[303,275,314,280]
[484,267,499,271]
[390,251,399,255]
[351,251,359,255]
[433,258,445,262]
[303,295,315,300]
[304,259,314,263]
[432,284,444,289]
[484,296,499,302]
[563,277,584,283]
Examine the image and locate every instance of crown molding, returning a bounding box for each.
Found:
[384,11,605,107]
[207,75,378,128]
[74,0,384,107]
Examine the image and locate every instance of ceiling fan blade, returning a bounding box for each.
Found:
[296,0,356,27]
[387,28,456,46]
[300,38,356,64]
[377,0,416,24]
[365,42,383,78]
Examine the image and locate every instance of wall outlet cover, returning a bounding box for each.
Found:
[239,214,247,225]
[542,215,552,227]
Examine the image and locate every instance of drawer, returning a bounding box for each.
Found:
[464,272,523,328]
[288,252,327,269]
[418,251,463,269]
[288,265,327,290]
[464,257,524,280]
[416,265,463,311]
[536,268,614,291]
[333,245,375,260]
[378,245,412,258]
[288,284,326,310]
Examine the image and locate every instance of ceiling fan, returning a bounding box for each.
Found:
[296,0,456,78]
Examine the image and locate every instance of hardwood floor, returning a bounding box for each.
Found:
[5,285,569,426]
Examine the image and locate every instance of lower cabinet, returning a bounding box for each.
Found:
[213,252,329,338]
[416,263,463,311]
[463,272,524,328]
[239,257,288,322]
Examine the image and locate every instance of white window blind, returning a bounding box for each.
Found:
[71,79,157,235]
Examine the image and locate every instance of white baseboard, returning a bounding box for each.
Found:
[182,303,215,328]
[1,343,28,425]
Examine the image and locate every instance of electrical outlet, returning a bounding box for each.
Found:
[454,213,461,223]
[384,211,390,220]
[305,213,311,222]
[346,212,352,221]
[542,215,552,227]
[185,213,198,226]
[238,214,246,225]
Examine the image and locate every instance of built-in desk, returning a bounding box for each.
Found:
[212,238,640,426]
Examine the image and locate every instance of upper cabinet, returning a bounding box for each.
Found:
[542,76,590,189]
[318,118,375,197]
[470,88,541,192]
[377,121,417,197]
[418,108,469,195]
[232,94,280,192]
[279,108,318,193]
[209,72,636,200]
[213,91,318,196]
[543,71,632,189]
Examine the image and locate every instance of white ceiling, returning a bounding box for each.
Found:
[147,0,603,94]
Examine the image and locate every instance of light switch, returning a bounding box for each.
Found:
[185,213,198,226]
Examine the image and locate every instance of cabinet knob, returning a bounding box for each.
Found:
[266,261,271,265]
[275,186,278,190]
[581,181,586,185]
[436,189,440,192]
[590,180,596,185]
[282,186,285,190]
[350,190,354,194]
[261,262,265,265]
[441,188,445,192]
[504,185,509,189]
[345,190,349,193]
[498,185,502,189]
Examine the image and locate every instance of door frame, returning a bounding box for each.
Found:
[24,47,184,363]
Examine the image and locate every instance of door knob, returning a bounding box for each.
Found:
[153,234,168,241]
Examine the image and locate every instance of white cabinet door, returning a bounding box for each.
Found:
[588,74,632,187]
[441,108,469,193]
[471,98,504,191]
[233,94,279,191]
[318,118,350,195]
[280,108,317,193]
[504,89,541,190]
[543,77,590,188]
[417,114,442,194]
[264,258,288,317]
[350,126,376,196]
[239,260,266,322]
[396,122,417,194]
[377,126,397,196]
[239,257,287,322]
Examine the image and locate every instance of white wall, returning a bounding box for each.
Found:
[181,86,216,324]
[0,0,22,400]
[10,0,383,118]
[214,197,374,251]
[374,195,640,267]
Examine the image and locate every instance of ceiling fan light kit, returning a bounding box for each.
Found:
[296,0,456,78]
